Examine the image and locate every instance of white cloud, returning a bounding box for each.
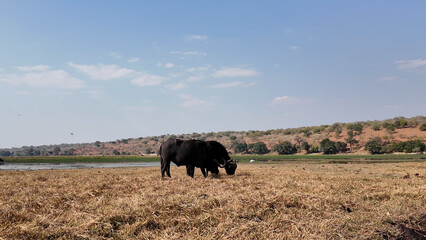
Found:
[128,57,140,63]
[131,73,169,87]
[179,94,212,108]
[186,66,210,72]
[290,46,299,50]
[271,96,298,105]
[165,63,175,68]
[170,51,207,56]
[213,67,259,78]
[108,52,121,59]
[0,68,84,89]
[396,59,426,70]
[185,35,207,41]
[187,76,205,82]
[378,76,397,82]
[210,81,243,88]
[16,65,51,72]
[68,62,135,80]
[165,82,187,90]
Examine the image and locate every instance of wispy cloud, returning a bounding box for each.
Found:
[179,94,212,108]
[187,76,205,82]
[0,66,84,89]
[131,73,169,87]
[270,96,298,105]
[213,67,259,78]
[210,81,243,88]
[165,63,174,68]
[165,82,187,90]
[170,51,207,56]
[68,62,135,80]
[128,57,140,63]
[108,52,121,59]
[378,76,397,82]
[16,65,51,72]
[185,35,207,41]
[290,46,299,50]
[396,59,426,70]
[186,66,211,72]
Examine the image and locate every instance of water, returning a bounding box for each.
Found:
[0,162,160,171]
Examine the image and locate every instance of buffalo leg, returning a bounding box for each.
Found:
[166,164,171,177]
[201,168,208,177]
[161,160,170,178]
[186,165,195,178]
[186,165,192,177]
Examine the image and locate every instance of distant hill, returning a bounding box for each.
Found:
[1,116,426,157]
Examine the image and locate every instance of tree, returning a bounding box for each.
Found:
[383,122,396,133]
[231,142,248,154]
[346,123,363,135]
[0,150,12,157]
[394,118,408,128]
[301,142,311,153]
[112,149,120,155]
[335,142,348,153]
[95,141,101,147]
[365,138,383,154]
[320,138,338,155]
[272,141,297,155]
[248,142,269,154]
[53,146,61,156]
[345,131,359,152]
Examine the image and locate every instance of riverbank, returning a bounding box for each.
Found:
[2,154,425,164]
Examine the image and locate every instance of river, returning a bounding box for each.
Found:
[0,162,161,171]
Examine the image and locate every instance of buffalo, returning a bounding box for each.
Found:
[160,139,237,178]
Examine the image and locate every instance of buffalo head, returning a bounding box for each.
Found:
[214,158,237,175]
[224,159,237,175]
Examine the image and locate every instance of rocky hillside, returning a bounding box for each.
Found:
[2,116,426,157]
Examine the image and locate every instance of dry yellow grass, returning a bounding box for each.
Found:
[0,163,425,239]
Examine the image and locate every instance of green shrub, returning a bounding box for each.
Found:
[310,145,320,153]
[272,141,297,155]
[365,138,383,154]
[231,142,248,153]
[420,122,426,131]
[248,142,269,154]
[372,125,381,131]
[346,123,363,135]
[320,138,338,155]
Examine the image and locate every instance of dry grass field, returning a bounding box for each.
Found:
[1,163,425,240]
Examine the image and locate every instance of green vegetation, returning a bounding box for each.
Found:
[420,122,426,131]
[2,154,426,167]
[272,141,297,155]
[233,154,426,163]
[247,142,269,154]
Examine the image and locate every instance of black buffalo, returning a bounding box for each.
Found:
[160,139,237,178]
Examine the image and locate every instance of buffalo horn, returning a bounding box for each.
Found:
[214,159,225,168]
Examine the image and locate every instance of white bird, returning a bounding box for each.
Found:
[250,159,255,163]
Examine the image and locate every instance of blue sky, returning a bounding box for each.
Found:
[1,1,425,148]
